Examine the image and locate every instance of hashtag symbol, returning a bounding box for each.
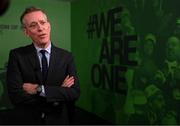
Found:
[87,15,96,39]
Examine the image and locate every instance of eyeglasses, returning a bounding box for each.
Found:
[25,20,48,30]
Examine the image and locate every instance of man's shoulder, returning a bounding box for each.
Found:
[10,44,33,53]
[53,46,71,55]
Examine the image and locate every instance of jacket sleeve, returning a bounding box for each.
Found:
[45,53,80,102]
[6,50,40,106]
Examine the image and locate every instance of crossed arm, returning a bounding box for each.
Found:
[7,49,80,105]
[23,75,74,95]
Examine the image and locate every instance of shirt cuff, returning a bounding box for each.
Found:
[40,85,46,97]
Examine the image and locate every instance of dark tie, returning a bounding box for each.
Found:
[40,50,48,84]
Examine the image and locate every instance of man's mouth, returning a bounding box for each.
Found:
[39,34,46,38]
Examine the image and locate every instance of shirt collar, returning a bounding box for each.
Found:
[34,42,51,54]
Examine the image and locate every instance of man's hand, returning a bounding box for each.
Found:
[62,75,74,87]
[23,83,38,94]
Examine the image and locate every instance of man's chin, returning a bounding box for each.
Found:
[40,39,50,44]
[36,41,50,48]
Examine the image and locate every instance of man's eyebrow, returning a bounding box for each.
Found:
[29,22,37,25]
[39,20,47,22]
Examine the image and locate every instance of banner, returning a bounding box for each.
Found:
[72,0,180,124]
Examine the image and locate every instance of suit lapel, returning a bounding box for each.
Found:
[27,44,42,85]
[46,45,58,84]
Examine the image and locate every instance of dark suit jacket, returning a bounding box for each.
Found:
[6,43,80,124]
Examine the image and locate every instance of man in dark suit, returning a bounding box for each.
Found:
[6,6,80,124]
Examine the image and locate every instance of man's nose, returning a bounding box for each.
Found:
[37,24,43,31]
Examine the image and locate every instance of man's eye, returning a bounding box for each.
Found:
[41,22,46,25]
[29,24,36,28]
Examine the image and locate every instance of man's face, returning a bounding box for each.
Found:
[143,40,154,56]
[166,36,180,61]
[23,11,51,48]
[151,94,165,110]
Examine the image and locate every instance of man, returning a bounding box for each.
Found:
[6,7,80,124]
[134,33,158,90]
[154,36,180,124]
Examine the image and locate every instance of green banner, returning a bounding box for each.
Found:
[72,0,180,124]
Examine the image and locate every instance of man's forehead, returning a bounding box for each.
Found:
[167,37,180,45]
[23,11,47,22]
[168,40,180,45]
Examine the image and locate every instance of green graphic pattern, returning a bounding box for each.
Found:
[72,0,180,124]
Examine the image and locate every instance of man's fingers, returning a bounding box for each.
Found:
[62,76,74,87]
[65,79,74,87]
[62,78,74,87]
[65,76,74,83]
[65,75,69,80]
[62,75,70,84]
[63,76,73,83]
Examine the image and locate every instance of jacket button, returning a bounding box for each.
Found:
[53,102,59,106]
